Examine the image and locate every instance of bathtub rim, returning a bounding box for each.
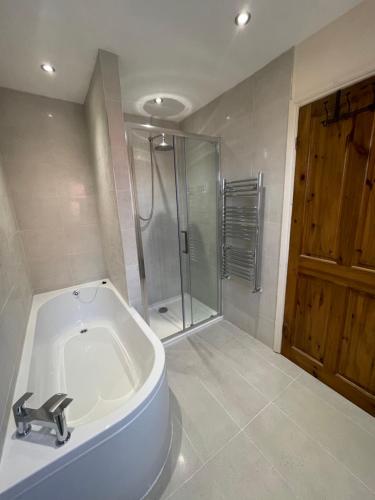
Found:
[0,279,167,497]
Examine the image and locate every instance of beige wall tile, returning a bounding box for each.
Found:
[68,252,106,284]
[0,87,107,293]
[64,224,103,256]
[99,49,122,102]
[30,256,71,292]
[182,49,294,347]
[0,154,32,458]
[85,51,142,308]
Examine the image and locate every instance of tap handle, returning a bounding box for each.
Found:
[13,392,33,415]
[42,393,73,416]
[51,397,73,417]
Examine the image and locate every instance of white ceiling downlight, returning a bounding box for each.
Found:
[154,97,163,104]
[235,11,251,26]
[40,63,55,73]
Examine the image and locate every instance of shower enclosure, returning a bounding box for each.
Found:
[127,124,222,340]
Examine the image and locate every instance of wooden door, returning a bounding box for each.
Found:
[282,76,375,416]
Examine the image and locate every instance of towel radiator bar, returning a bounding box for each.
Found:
[221,172,264,292]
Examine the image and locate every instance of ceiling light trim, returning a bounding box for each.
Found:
[136,93,192,121]
[235,11,251,26]
[40,63,56,73]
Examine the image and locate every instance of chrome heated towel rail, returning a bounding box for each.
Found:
[222,172,264,292]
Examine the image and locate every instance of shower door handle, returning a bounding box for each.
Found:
[181,230,189,254]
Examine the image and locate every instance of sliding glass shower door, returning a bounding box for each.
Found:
[175,136,220,329]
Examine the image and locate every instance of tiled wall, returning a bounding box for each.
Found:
[131,130,181,305]
[0,154,32,458]
[85,50,142,308]
[0,88,106,293]
[182,50,294,347]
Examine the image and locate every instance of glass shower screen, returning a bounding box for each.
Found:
[130,126,220,340]
[175,136,220,330]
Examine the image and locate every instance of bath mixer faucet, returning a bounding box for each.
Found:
[13,392,73,445]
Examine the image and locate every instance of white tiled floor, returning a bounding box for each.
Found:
[149,295,217,340]
[147,320,375,500]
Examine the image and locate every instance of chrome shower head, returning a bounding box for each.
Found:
[150,133,174,151]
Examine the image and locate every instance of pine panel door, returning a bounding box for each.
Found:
[282,76,375,415]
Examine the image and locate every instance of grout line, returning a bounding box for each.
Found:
[223,322,374,436]
[164,328,300,497]
[208,320,295,381]
[171,413,204,467]
[184,323,295,407]
[239,400,273,430]
[165,324,375,498]
[221,319,301,380]
[165,401,290,500]
[244,432,298,498]
[0,282,16,317]
[191,335,272,402]
[270,372,302,403]
[274,402,375,495]
[195,332,293,404]
[163,427,244,500]
[293,375,375,439]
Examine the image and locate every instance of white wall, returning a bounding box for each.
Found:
[293,0,375,104]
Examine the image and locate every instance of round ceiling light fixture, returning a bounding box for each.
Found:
[154,97,164,105]
[235,11,251,26]
[40,63,56,74]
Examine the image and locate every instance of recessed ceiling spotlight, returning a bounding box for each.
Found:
[235,11,251,26]
[40,63,56,74]
[154,97,163,105]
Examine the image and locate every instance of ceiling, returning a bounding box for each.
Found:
[0,0,362,121]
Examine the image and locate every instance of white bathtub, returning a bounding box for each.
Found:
[0,281,171,500]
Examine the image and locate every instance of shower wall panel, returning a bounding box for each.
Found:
[132,132,181,305]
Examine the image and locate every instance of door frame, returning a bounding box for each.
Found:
[274,69,375,353]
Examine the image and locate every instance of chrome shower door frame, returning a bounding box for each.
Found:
[125,122,223,341]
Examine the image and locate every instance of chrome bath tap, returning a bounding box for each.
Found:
[13,392,73,445]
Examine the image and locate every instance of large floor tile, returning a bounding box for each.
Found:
[147,416,203,500]
[196,357,269,428]
[245,403,374,499]
[201,334,293,400]
[196,321,242,349]
[170,432,295,500]
[167,369,239,462]
[166,465,226,500]
[275,380,375,492]
[218,320,302,379]
[164,321,375,499]
[167,336,269,428]
[298,371,375,437]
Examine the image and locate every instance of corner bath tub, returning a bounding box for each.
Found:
[0,281,171,500]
